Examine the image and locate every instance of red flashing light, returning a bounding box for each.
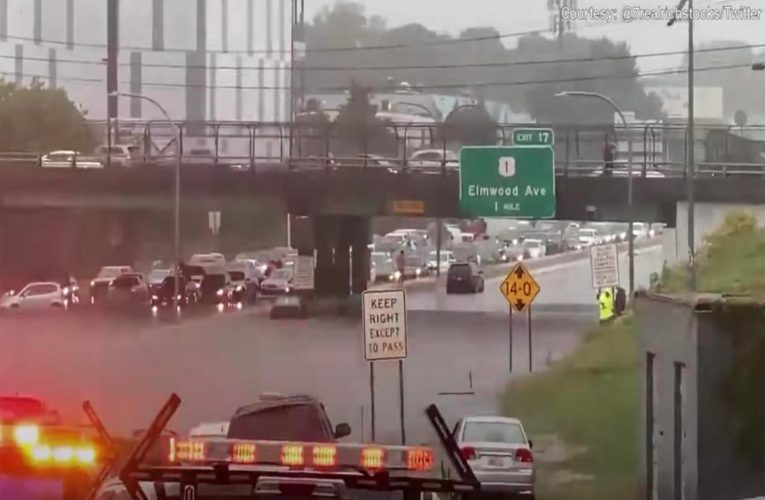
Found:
[312,445,337,467]
[515,448,534,463]
[281,444,304,466]
[406,447,434,471]
[361,447,385,469]
[232,443,257,463]
[460,446,476,461]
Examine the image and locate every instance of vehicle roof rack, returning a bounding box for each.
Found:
[83,395,479,500]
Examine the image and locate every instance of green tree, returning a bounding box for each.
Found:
[0,79,93,153]
[441,101,498,147]
[333,80,396,157]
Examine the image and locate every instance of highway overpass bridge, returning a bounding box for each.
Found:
[2,119,763,301]
[2,163,763,298]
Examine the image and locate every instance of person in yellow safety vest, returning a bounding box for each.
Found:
[597,287,616,323]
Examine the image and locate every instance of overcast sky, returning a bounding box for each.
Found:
[305,0,765,72]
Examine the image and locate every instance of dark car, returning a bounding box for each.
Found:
[199,273,235,307]
[146,268,171,296]
[150,276,198,311]
[105,273,149,308]
[227,394,350,443]
[446,262,485,294]
[269,296,308,319]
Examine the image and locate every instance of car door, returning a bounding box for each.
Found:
[18,284,56,309]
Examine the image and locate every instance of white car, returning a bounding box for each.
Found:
[577,229,600,247]
[90,265,133,304]
[453,416,536,499]
[41,150,102,169]
[522,239,546,259]
[427,250,456,274]
[408,149,459,171]
[259,268,294,296]
[0,282,68,310]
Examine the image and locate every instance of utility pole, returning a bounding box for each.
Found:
[106,0,119,167]
[667,0,696,291]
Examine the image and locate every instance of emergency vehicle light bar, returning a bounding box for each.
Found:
[169,438,435,471]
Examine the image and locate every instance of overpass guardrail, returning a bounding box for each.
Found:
[1,121,763,178]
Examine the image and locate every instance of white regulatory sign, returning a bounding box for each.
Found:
[293,256,315,290]
[590,243,620,289]
[362,289,407,361]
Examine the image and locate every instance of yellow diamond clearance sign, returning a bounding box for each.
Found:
[500,262,540,313]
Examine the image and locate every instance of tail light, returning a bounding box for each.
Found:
[460,446,476,460]
[232,442,257,464]
[515,448,533,463]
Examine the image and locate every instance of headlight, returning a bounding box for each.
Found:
[285,287,291,293]
[619,232,627,240]
[236,285,244,292]
[14,424,39,445]
[151,295,158,300]
[62,287,70,295]
[415,269,421,276]
[512,239,519,245]
[90,280,95,287]
[216,289,224,296]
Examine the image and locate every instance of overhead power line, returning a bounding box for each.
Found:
[2,42,763,73]
[5,61,754,92]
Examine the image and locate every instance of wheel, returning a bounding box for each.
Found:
[51,303,63,309]
[10,304,19,309]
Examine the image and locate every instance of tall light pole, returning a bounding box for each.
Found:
[555,91,635,296]
[110,92,181,317]
[668,0,696,291]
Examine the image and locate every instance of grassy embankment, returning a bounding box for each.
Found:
[501,211,765,500]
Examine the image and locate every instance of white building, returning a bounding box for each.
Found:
[0,0,293,130]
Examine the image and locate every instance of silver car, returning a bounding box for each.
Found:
[454,416,536,498]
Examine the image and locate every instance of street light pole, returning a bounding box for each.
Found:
[668,0,696,291]
[555,91,635,296]
[110,92,181,317]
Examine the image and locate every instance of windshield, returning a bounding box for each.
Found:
[112,275,140,288]
[98,267,124,278]
[462,422,526,445]
[228,271,245,281]
[148,269,169,282]
[448,264,472,277]
[227,404,330,442]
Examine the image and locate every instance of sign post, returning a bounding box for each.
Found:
[500,262,541,373]
[362,289,408,444]
[459,146,556,218]
[590,243,620,289]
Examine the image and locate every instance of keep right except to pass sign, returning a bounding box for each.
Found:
[362,289,408,361]
[590,243,620,289]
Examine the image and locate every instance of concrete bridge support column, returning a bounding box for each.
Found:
[350,217,371,295]
[313,218,335,299]
[333,220,352,299]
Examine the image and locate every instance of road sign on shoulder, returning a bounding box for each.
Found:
[362,289,408,361]
[293,256,315,290]
[590,243,620,289]
[500,263,540,313]
[459,146,556,219]
[512,128,554,146]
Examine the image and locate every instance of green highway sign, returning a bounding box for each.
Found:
[459,146,556,218]
[513,128,554,146]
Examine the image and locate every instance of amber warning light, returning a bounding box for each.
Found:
[169,439,434,471]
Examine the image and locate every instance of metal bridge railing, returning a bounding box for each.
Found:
[2,121,763,177]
